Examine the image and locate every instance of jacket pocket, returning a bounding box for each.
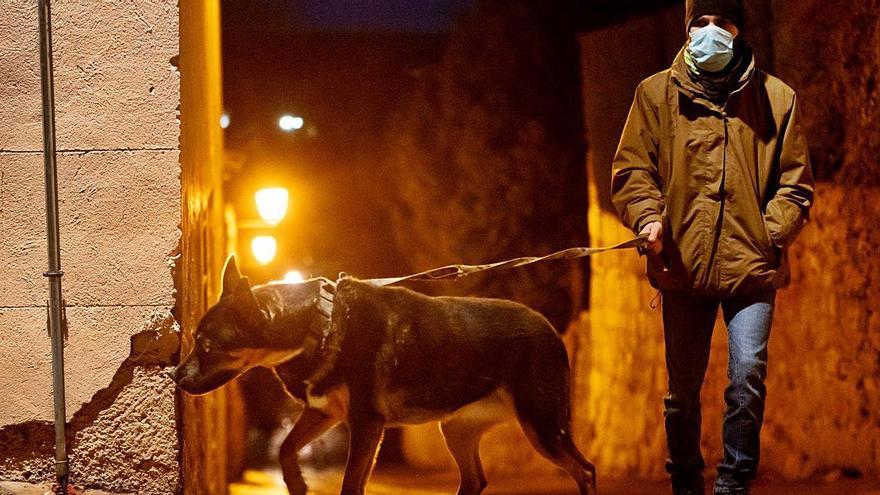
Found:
[759,212,781,263]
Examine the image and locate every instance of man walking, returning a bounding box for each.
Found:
[610,1,815,494]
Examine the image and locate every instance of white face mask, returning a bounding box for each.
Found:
[687,23,735,72]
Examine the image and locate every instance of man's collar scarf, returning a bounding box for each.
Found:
[682,39,754,104]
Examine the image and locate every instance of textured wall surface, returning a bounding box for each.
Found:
[178,0,247,493]
[771,0,880,184]
[572,7,685,479]
[0,0,181,492]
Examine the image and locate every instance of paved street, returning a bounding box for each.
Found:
[228,468,880,495]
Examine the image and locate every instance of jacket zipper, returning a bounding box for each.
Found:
[702,112,729,290]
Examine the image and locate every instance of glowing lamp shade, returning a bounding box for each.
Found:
[251,236,277,265]
[279,114,304,132]
[255,187,289,226]
[284,270,305,283]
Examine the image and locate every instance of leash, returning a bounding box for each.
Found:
[302,233,652,384]
[361,233,651,287]
[303,233,655,368]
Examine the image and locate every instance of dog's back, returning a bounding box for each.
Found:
[318,278,569,426]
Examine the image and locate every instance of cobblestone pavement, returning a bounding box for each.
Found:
[228,468,880,495]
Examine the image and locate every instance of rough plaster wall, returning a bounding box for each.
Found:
[569,8,683,479]
[0,1,179,151]
[177,0,247,492]
[771,0,880,184]
[0,0,181,492]
[0,363,180,494]
[705,185,880,477]
[573,3,880,480]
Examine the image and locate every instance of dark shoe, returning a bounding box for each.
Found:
[674,488,706,495]
[713,473,749,494]
[713,488,748,495]
[672,472,705,495]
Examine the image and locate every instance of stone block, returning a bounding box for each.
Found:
[0,150,179,307]
[0,1,179,151]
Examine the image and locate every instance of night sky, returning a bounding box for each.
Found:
[222,0,473,33]
[298,0,473,31]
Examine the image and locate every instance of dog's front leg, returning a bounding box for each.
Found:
[340,413,384,495]
[279,407,338,495]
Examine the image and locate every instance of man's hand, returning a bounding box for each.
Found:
[639,221,663,255]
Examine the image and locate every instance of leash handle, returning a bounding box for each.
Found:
[635,233,670,272]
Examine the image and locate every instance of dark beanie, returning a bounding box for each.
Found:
[685,0,745,30]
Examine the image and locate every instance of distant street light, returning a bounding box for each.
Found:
[255,187,289,226]
[220,112,230,129]
[284,270,305,283]
[279,114,304,132]
[251,236,277,265]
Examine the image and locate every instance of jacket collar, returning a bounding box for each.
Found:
[670,40,756,112]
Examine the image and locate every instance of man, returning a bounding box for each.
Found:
[610,1,815,494]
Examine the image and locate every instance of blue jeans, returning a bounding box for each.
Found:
[660,288,776,492]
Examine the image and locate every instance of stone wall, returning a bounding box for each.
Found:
[0,1,181,492]
[177,0,247,492]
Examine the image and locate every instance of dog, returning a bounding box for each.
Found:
[170,255,596,495]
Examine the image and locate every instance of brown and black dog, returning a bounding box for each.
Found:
[170,256,596,495]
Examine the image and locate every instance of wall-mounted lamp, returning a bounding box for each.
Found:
[279,114,304,132]
[251,236,277,265]
[254,187,289,226]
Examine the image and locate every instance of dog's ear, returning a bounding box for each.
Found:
[231,277,265,325]
[221,255,242,299]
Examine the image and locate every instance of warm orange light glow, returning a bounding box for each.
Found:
[283,270,305,283]
[251,236,277,265]
[255,187,289,226]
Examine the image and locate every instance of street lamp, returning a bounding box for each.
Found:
[251,236,277,265]
[279,114,304,132]
[254,187,288,226]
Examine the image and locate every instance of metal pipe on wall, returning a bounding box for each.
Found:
[38,0,70,491]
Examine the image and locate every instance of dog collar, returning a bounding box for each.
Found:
[301,278,337,366]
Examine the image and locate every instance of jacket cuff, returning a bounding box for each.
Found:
[764,204,809,249]
[635,213,663,235]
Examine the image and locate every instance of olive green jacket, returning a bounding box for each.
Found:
[611,46,815,296]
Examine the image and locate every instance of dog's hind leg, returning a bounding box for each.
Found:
[518,418,597,495]
[440,415,500,495]
[279,407,338,495]
[513,346,597,494]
